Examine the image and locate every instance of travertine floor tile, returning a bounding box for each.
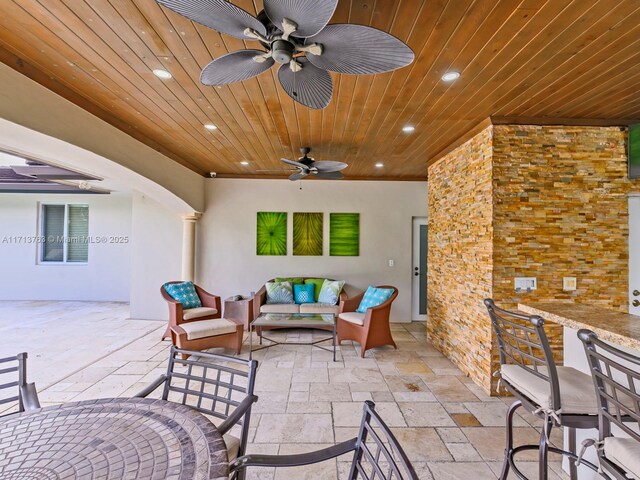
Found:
[399,402,456,427]
[1,305,569,479]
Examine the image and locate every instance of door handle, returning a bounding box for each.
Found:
[633,300,640,307]
[634,290,640,297]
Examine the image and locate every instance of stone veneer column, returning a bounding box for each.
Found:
[181,213,201,282]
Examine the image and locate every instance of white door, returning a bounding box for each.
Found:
[630,195,640,314]
[412,217,428,321]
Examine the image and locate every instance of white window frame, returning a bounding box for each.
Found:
[38,202,89,265]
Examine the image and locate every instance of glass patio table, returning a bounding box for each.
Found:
[249,312,338,361]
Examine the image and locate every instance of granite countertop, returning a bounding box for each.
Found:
[518,302,640,351]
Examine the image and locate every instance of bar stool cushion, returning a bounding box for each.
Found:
[180,318,237,340]
[501,365,598,414]
[183,307,218,320]
[604,437,640,479]
[224,433,241,461]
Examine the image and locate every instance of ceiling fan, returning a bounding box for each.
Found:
[156,0,415,109]
[261,147,348,180]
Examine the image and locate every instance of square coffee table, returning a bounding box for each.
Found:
[249,313,338,361]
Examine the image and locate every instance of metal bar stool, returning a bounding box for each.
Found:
[578,329,640,479]
[484,299,600,480]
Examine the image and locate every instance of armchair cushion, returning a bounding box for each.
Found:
[183,307,218,320]
[339,312,366,326]
[318,280,345,305]
[164,281,202,309]
[356,286,395,313]
[180,318,237,340]
[293,283,315,304]
[265,281,294,304]
[304,278,327,301]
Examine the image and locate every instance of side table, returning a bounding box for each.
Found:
[224,296,254,329]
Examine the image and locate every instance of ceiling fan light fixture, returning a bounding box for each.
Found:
[204,123,218,131]
[441,71,460,82]
[152,68,172,79]
[402,125,415,133]
[375,162,384,168]
[240,161,249,166]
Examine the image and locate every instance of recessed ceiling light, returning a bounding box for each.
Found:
[240,161,249,166]
[152,69,172,79]
[402,125,415,133]
[375,162,384,168]
[441,71,460,82]
[204,123,218,131]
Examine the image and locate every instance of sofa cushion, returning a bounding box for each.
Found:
[304,278,327,302]
[260,304,300,314]
[300,303,340,315]
[265,281,294,304]
[164,281,202,309]
[318,279,345,305]
[604,436,640,479]
[183,307,218,320]
[294,283,315,304]
[356,286,394,313]
[180,318,237,340]
[500,364,598,414]
[275,277,304,285]
[339,312,366,326]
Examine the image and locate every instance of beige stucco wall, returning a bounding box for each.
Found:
[197,178,428,322]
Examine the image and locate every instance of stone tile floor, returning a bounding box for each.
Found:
[0,301,569,479]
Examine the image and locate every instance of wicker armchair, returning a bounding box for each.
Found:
[337,286,398,358]
[161,281,222,340]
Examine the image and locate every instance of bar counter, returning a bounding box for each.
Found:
[518,302,640,350]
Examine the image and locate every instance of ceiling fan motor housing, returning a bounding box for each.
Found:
[271,40,295,64]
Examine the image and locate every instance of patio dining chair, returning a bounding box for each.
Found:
[484,299,600,480]
[578,329,640,480]
[0,352,40,417]
[230,400,419,480]
[136,346,258,480]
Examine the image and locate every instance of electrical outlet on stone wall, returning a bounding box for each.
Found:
[515,277,537,292]
[563,277,577,291]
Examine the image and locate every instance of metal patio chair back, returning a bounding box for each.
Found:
[136,346,258,480]
[579,329,640,480]
[484,298,561,409]
[231,400,418,480]
[0,352,40,417]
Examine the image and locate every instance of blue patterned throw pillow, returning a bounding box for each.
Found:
[317,280,345,305]
[265,281,294,304]
[356,286,394,313]
[164,281,202,310]
[293,283,315,304]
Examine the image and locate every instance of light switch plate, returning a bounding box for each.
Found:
[563,277,577,291]
[515,277,537,292]
[388,259,395,267]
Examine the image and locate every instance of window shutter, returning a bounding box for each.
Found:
[67,205,89,262]
[42,205,64,262]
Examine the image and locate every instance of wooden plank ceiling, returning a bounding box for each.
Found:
[1,0,639,179]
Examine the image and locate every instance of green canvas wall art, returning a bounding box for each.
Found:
[256,212,287,256]
[330,213,360,256]
[293,212,323,256]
